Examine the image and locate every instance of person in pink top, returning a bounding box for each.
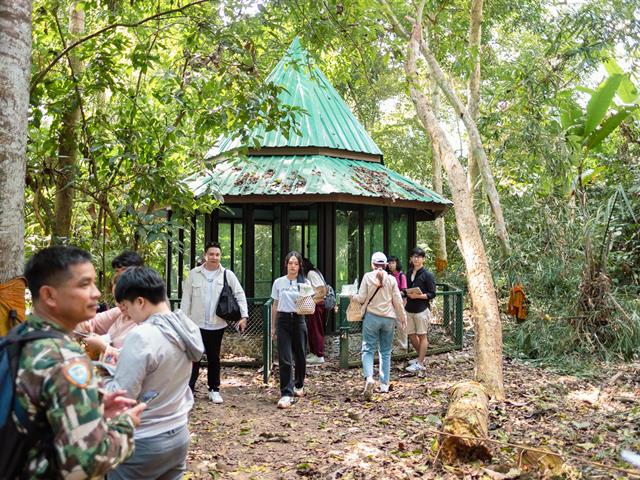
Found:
[386,256,407,291]
[387,255,408,352]
[75,251,143,362]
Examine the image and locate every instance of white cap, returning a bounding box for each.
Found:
[371,252,387,265]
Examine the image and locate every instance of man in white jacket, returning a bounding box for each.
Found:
[104,266,204,480]
[181,241,248,403]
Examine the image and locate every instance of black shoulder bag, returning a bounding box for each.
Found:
[215,271,242,322]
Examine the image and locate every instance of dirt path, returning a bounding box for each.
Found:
[185,351,640,479]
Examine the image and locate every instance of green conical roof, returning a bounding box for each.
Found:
[206,38,382,159]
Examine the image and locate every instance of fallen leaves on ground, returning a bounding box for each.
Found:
[185,347,640,479]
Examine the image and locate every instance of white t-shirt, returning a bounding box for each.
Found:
[203,267,222,329]
[306,270,325,290]
[271,276,310,313]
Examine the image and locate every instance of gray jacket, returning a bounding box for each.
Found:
[104,310,204,439]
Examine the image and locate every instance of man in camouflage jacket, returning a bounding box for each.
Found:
[14,246,146,478]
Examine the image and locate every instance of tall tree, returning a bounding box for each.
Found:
[0,0,32,283]
[381,0,511,257]
[403,4,505,399]
[466,0,482,198]
[52,1,84,242]
[430,81,448,272]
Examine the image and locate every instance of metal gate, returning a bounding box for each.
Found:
[337,283,464,368]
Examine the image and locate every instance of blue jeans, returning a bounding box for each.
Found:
[361,312,395,385]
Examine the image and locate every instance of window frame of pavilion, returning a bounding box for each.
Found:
[168,203,418,308]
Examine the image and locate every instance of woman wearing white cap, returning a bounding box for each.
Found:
[352,252,407,400]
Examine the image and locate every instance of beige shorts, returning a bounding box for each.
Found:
[406,309,431,335]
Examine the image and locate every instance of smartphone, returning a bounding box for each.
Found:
[140,390,159,404]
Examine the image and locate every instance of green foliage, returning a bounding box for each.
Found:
[27,0,304,275]
[21,0,640,363]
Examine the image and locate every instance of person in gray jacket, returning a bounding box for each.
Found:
[181,241,248,403]
[104,267,204,480]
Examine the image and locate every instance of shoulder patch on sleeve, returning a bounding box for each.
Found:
[61,359,92,388]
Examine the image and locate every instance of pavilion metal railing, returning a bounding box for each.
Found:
[169,297,274,384]
[337,283,464,368]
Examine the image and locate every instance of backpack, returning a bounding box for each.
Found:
[315,271,336,311]
[323,285,337,311]
[0,323,64,477]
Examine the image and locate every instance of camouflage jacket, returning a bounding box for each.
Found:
[14,315,135,479]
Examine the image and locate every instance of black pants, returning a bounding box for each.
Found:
[276,312,307,397]
[189,328,224,392]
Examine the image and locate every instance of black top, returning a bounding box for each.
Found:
[405,267,436,313]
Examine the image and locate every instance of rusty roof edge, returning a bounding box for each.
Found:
[188,155,452,209]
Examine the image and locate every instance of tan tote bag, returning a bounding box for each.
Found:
[346,284,382,322]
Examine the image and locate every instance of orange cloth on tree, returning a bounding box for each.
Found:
[507,283,528,320]
[435,258,448,273]
[0,277,27,336]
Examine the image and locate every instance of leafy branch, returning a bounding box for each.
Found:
[30,0,211,93]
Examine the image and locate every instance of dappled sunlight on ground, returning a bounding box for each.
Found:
[185,349,640,479]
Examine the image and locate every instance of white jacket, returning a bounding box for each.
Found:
[180,265,249,329]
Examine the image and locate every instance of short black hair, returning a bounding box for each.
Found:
[25,246,93,301]
[114,266,166,305]
[204,241,221,252]
[410,247,426,258]
[111,250,144,270]
[387,255,403,272]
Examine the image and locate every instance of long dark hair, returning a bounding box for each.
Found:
[386,255,403,274]
[284,251,304,276]
[302,257,316,275]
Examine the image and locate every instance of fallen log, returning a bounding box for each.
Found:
[439,380,492,464]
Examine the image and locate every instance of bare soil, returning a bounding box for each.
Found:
[185,348,640,479]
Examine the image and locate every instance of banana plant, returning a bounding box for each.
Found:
[555,59,639,313]
[557,58,639,194]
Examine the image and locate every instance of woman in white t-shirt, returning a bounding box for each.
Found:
[270,251,311,409]
[302,258,326,365]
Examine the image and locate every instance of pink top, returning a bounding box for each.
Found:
[76,307,137,348]
[392,271,407,290]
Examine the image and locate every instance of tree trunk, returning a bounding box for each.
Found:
[417,35,511,257]
[440,380,491,464]
[0,0,32,283]
[406,20,504,399]
[430,81,448,272]
[466,0,483,199]
[53,2,84,242]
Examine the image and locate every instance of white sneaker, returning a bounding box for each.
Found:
[294,387,305,398]
[208,390,223,403]
[379,383,390,393]
[277,396,294,409]
[306,354,325,365]
[405,362,426,373]
[363,378,375,401]
[408,358,427,366]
